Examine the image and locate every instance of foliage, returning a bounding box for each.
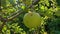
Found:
[0,0,60,34]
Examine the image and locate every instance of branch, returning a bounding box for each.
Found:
[32,0,40,5]
[29,0,40,8]
[0,0,40,33]
[8,10,23,21]
[7,0,40,21]
[0,16,7,22]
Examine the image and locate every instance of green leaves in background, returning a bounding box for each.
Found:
[0,0,60,34]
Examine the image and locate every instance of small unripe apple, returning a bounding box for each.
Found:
[23,12,41,28]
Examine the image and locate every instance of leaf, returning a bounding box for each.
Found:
[9,0,16,6]
[1,0,7,7]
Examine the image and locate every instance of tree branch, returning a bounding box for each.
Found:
[8,10,23,21]
[0,0,40,33]
[7,0,40,21]
[29,0,40,8]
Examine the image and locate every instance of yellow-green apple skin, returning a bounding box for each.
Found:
[23,12,41,28]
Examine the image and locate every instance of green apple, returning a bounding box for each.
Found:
[23,12,41,28]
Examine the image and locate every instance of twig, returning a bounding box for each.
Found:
[0,0,40,33]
